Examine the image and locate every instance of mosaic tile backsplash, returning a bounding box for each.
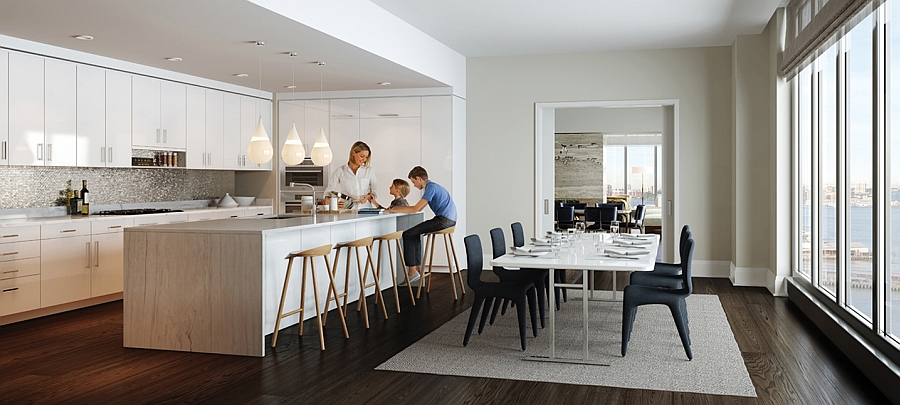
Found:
[0,166,234,209]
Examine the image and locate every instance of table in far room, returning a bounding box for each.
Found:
[490,233,658,366]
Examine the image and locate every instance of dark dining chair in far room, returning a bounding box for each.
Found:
[630,225,691,289]
[463,234,538,351]
[627,204,647,234]
[622,238,695,360]
[511,222,567,308]
[488,227,546,328]
[556,205,576,231]
[587,204,617,231]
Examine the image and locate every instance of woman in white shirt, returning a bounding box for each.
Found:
[325,141,378,209]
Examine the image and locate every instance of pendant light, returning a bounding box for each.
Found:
[310,61,333,166]
[247,41,274,165]
[281,52,305,165]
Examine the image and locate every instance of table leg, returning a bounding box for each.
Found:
[612,270,617,300]
[548,270,556,359]
[582,269,589,361]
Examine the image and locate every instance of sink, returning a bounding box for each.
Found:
[251,214,311,219]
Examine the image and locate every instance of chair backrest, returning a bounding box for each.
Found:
[680,238,695,295]
[511,222,525,247]
[556,206,575,222]
[610,201,626,212]
[562,202,586,209]
[595,204,618,223]
[679,225,691,260]
[489,228,506,260]
[633,205,646,221]
[464,234,485,288]
[584,207,603,222]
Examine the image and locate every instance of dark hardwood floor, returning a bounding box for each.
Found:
[0,275,890,405]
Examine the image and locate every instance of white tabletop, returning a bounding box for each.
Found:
[490,233,658,272]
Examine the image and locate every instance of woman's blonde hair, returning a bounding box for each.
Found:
[348,141,371,167]
[392,179,410,198]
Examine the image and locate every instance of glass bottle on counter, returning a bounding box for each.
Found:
[71,190,82,215]
[80,180,90,216]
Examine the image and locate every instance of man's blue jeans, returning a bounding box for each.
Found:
[402,216,456,267]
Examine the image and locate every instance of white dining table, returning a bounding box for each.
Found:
[490,233,659,366]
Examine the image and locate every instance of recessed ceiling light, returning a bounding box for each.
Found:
[166,57,183,62]
[74,35,94,41]
[378,82,391,86]
[234,73,249,77]
[285,85,297,89]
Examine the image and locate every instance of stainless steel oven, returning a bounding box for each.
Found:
[281,159,326,214]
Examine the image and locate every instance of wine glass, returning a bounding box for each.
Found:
[610,220,620,234]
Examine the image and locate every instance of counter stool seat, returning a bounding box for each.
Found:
[325,236,388,329]
[374,231,416,312]
[271,244,349,351]
[419,226,466,300]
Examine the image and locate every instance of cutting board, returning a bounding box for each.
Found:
[318,209,353,214]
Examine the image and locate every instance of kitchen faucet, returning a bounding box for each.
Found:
[289,182,321,221]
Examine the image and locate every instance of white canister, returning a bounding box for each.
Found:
[329,197,338,211]
[301,196,314,213]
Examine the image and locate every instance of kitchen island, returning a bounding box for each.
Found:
[122,212,422,357]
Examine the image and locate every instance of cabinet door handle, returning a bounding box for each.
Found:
[2,288,18,293]
[377,113,399,117]
[61,229,77,233]
[108,225,122,229]
[109,147,114,163]
[85,242,91,268]
[2,252,18,256]
[95,241,100,267]
[163,129,168,143]
[2,141,6,160]
[47,144,52,161]
[37,143,43,161]
[2,270,19,274]
[156,129,161,143]
[2,234,19,238]
[101,147,106,163]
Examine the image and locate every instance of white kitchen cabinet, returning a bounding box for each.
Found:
[304,100,329,148]
[244,206,272,217]
[44,58,78,166]
[358,97,420,118]
[90,217,133,297]
[105,70,132,167]
[76,64,107,167]
[1,275,40,317]
[328,117,358,175]
[359,117,422,202]
[240,95,272,171]
[8,51,44,166]
[330,98,359,119]
[188,211,220,222]
[421,96,453,194]
[0,50,8,165]
[223,93,242,169]
[40,229,92,308]
[186,86,206,169]
[132,76,186,149]
[205,90,225,168]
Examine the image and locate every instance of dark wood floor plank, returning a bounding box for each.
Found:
[0,277,891,404]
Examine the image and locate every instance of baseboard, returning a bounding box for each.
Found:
[1,293,123,326]
[729,265,770,288]
[692,260,731,278]
[767,272,788,296]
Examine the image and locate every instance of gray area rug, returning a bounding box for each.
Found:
[376,292,756,397]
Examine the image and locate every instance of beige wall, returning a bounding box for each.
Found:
[555,107,664,134]
[467,47,734,264]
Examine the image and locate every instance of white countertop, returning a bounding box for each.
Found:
[0,206,266,228]
[124,212,412,235]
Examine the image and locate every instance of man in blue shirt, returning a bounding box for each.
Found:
[385,166,457,283]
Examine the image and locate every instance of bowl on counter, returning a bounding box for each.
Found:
[232,196,256,206]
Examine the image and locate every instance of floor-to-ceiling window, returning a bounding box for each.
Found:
[792,2,900,350]
[604,134,662,207]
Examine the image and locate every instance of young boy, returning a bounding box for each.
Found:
[385,166,457,282]
[376,179,410,209]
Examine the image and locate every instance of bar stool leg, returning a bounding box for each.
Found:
[308,258,326,350]
[366,245,389,319]
[382,240,402,313]
[417,233,432,299]
[271,256,296,347]
[447,234,465,295]
[353,246,371,328]
[323,255,349,338]
[297,258,309,336]
[396,240,416,306]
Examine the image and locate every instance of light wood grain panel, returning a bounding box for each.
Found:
[210,233,263,356]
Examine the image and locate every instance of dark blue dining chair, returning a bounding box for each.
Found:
[630,225,691,289]
[463,234,537,351]
[511,222,566,308]
[556,206,576,230]
[489,227,546,328]
[621,238,695,360]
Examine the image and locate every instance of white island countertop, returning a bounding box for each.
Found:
[124,212,412,235]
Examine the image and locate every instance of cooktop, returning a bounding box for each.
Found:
[94,208,184,216]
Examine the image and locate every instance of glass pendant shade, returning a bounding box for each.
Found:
[310,127,333,166]
[247,117,274,164]
[281,123,306,165]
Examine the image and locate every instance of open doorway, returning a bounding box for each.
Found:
[535,100,679,262]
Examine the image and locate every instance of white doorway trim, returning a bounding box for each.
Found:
[534,99,681,262]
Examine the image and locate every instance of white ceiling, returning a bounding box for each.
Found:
[371,0,787,57]
[0,0,785,94]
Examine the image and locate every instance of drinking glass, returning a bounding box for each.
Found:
[610,221,620,234]
[593,233,602,251]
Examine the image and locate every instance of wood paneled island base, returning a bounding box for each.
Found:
[123,213,422,357]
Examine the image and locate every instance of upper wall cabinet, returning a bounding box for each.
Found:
[8,52,44,166]
[104,70,133,167]
[330,99,359,119]
[76,64,106,167]
[0,50,8,166]
[239,95,272,171]
[132,76,186,150]
[358,97,420,118]
[44,59,78,166]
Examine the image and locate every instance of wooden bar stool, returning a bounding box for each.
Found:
[419,226,465,300]
[325,236,388,329]
[271,244,348,350]
[374,230,416,313]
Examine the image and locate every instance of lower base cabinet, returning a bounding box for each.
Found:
[40,235,92,308]
[1,274,40,316]
[91,231,124,297]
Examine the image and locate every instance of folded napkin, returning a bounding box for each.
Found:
[604,247,650,256]
[515,246,552,253]
[604,253,641,260]
[619,234,655,239]
[531,237,552,245]
[614,239,652,246]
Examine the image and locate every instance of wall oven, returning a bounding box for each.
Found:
[281,159,326,214]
